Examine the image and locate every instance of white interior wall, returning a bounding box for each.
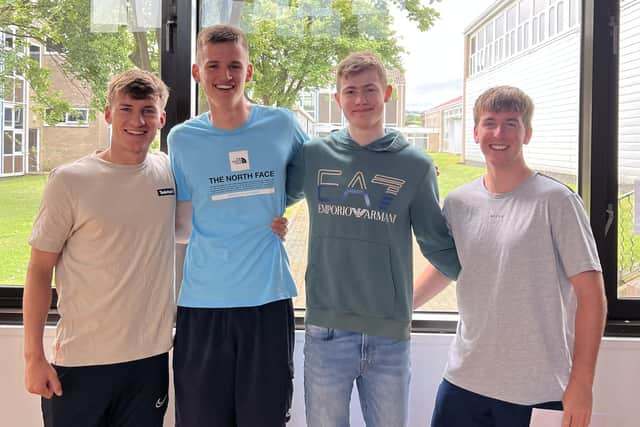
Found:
[0,326,637,427]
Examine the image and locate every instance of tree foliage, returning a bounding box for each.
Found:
[1,0,441,115]
[0,0,157,121]
[238,0,441,107]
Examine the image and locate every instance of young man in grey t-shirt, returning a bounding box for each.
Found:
[414,86,607,427]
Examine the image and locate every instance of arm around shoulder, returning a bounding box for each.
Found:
[175,201,193,244]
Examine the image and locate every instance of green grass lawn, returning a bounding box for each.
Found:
[428,152,485,198]
[1,154,636,290]
[0,175,47,285]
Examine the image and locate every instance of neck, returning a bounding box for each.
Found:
[208,99,251,130]
[348,124,385,146]
[483,162,533,193]
[97,148,146,165]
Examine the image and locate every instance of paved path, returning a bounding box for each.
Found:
[284,202,458,312]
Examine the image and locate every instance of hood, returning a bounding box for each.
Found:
[330,128,410,153]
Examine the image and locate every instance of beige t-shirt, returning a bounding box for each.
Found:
[29,151,176,366]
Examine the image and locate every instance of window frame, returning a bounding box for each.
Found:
[1,0,638,336]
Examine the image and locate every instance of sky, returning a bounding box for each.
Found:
[391,0,497,111]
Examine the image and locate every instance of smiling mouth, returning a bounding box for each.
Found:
[125,129,147,136]
[489,144,508,151]
[215,84,234,90]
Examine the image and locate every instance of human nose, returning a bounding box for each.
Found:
[134,112,146,126]
[355,91,368,104]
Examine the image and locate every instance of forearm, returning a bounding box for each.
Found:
[175,201,192,244]
[413,264,452,309]
[569,271,607,387]
[23,266,54,362]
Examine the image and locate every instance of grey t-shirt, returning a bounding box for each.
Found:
[443,173,601,405]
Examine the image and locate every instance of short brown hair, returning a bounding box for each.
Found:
[473,86,534,128]
[336,51,388,89]
[107,69,169,108]
[196,24,249,55]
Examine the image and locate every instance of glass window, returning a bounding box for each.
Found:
[507,6,517,30]
[485,23,494,43]
[1,0,160,291]
[534,0,547,15]
[64,108,89,125]
[549,7,556,37]
[617,0,640,302]
[4,33,14,49]
[540,12,546,41]
[14,79,24,103]
[569,0,578,27]
[29,45,41,64]
[14,133,23,154]
[519,0,532,21]
[3,77,14,102]
[4,106,13,128]
[3,131,14,154]
[557,2,565,33]
[14,107,24,129]
[495,15,505,37]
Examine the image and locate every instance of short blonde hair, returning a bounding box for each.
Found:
[196,24,249,56]
[473,86,534,128]
[336,51,388,89]
[107,69,169,108]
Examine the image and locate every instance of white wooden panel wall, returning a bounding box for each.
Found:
[464,28,581,176]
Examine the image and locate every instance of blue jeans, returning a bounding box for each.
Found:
[304,324,411,427]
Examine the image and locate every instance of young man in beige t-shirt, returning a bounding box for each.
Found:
[23,69,175,427]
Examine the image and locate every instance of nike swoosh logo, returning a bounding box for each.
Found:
[155,395,168,408]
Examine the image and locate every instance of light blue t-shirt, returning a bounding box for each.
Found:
[168,105,307,308]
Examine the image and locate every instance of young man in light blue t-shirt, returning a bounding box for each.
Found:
[168,24,307,427]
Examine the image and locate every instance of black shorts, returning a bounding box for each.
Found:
[173,299,295,427]
[41,352,169,427]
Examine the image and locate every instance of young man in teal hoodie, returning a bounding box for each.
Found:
[286,51,460,427]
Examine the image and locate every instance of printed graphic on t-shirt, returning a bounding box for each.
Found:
[315,169,405,224]
[229,150,250,171]
[208,169,276,202]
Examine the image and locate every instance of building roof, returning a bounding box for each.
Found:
[425,96,463,114]
[464,0,511,34]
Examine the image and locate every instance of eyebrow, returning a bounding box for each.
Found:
[342,83,377,90]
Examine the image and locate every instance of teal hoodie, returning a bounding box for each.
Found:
[287,128,460,340]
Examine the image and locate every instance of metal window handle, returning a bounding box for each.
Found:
[604,203,614,238]
[165,17,176,53]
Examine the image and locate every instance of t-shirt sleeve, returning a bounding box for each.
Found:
[288,109,309,160]
[285,110,309,206]
[168,128,192,202]
[28,169,74,254]
[552,192,602,277]
[411,160,461,280]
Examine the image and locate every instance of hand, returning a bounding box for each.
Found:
[271,216,289,241]
[25,357,62,399]
[561,378,593,427]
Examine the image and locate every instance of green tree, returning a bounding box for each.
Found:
[0,0,157,122]
[2,0,441,114]
[237,0,442,107]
